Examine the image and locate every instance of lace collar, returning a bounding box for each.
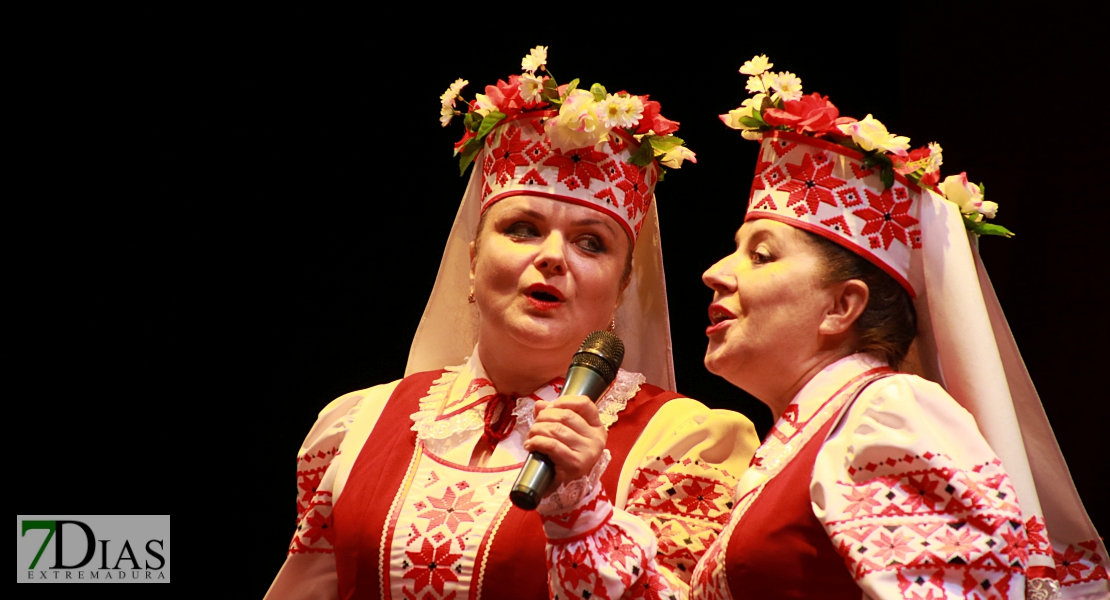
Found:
[409,352,645,447]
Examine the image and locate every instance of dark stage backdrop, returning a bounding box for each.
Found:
[21,7,1107,597]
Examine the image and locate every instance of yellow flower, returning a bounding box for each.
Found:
[545,89,607,152]
[837,114,910,156]
[739,55,773,76]
[521,46,548,73]
[659,145,697,169]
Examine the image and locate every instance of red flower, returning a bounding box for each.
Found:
[763,93,847,136]
[853,188,919,250]
[634,96,679,135]
[404,538,463,594]
[484,75,527,116]
[779,153,846,215]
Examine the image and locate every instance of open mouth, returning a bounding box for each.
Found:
[526,284,565,303]
[708,304,737,325]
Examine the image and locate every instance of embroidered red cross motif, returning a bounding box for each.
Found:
[616,162,650,220]
[490,127,531,186]
[780,153,846,215]
[543,146,608,190]
[769,138,797,158]
[853,188,919,250]
[417,485,482,533]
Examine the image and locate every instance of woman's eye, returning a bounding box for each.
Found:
[750,249,772,264]
[575,235,605,254]
[504,222,540,238]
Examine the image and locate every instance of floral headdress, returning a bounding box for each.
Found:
[437,47,694,240]
[721,54,1011,238]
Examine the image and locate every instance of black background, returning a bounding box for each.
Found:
[19,6,1107,597]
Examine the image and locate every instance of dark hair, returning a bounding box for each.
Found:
[473,206,634,291]
[801,230,916,369]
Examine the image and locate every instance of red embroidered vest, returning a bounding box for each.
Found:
[721,377,891,600]
[332,370,680,599]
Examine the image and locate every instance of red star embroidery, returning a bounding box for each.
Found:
[1054,545,1091,582]
[899,474,945,512]
[302,508,335,547]
[417,486,482,533]
[779,153,846,215]
[542,146,608,190]
[999,528,1028,564]
[842,485,882,518]
[1025,516,1050,554]
[557,544,595,591]
[678,479,722,517]
[403,538,463,594]
[615,162,650,220]
[853,187,919,249]
[490,127,531,186]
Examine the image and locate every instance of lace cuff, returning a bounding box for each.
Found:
[1026,578,1061,600]
[537,450,610,514]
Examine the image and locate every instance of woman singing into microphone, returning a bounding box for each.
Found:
[264,47,759,599]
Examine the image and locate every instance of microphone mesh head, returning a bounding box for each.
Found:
[573,330,625,379]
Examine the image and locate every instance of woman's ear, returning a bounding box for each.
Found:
[820,279,869,336]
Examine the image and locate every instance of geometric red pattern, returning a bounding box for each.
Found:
[780,153,846,216]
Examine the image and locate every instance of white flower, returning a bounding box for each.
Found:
[545,89,607,152]
[926,141,943,173]
[720,93,766,130]
[746,73,773,94]
[474,93,496,117]
[439,103,456,127]
[659,145,697,169]
[739,54,773,76]
[837,114,910,156]
[521,45,548,73]
[599,94,644,129]
[979,201,998,219]
[769,71,803,102]
[939,172,985,214]
[520,73,545,104]
[440,78,468,106]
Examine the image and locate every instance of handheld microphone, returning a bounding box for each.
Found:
[509,330,625,511]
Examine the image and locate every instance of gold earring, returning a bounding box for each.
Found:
[468,290,476,304]
[607,316,616,332]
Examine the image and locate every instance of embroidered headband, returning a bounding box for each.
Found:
[721,54,1012,297]
[439,46,695,241]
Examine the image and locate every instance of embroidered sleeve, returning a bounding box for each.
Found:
[813,375,1030,600]
[264,381,399,600]
[540,398,760,599]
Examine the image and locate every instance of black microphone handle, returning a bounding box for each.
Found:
[509,364,611,510]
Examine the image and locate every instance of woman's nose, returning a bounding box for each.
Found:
[535,232,567,275]
[702,255,735,292]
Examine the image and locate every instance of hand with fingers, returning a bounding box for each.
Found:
[523,395,608,492]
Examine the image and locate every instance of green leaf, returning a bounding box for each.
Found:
[976,222,1014,237]
[542,77,560,102]
[474,111,506,139]
[564,78,579,98]
[463,111,480,132]
[458,139,483,176]
[737,116,764,129]
[647,135,684,153]
[962,214,1014,237]
[880,165,894,189]
[627,141,655,167]
[590,83,607,102]
[978,182,986,197]
[656,167,666,182]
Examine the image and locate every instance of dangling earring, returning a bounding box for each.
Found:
[468,290,476,304]
[607,316,616,332]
